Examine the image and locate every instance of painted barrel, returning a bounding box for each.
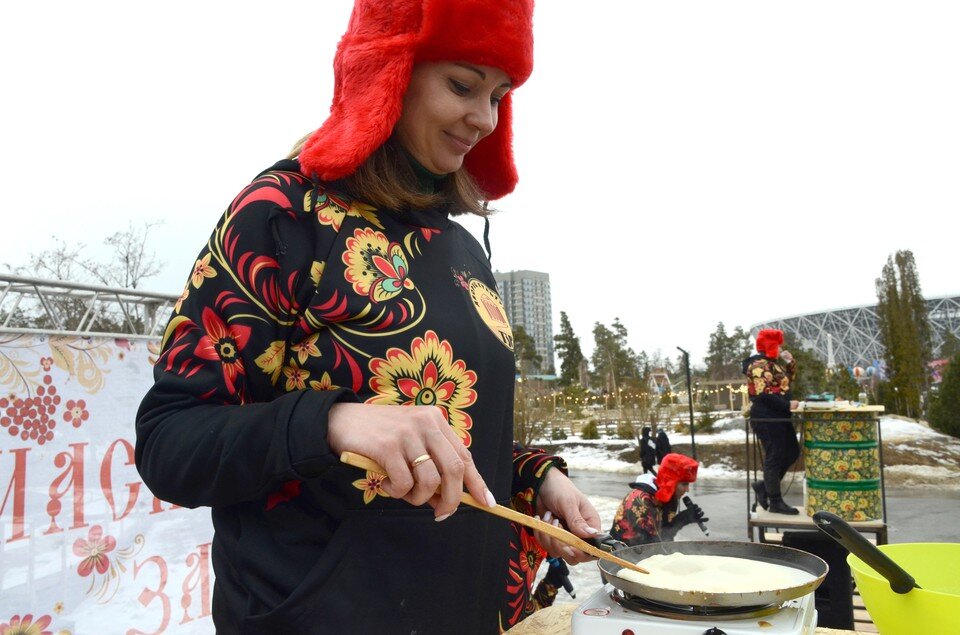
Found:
[803,411,882,521]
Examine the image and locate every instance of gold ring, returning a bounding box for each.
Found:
[411,453,433,468]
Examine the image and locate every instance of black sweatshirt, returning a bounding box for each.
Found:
[136,160,561,633]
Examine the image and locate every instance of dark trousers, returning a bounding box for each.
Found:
[751,418,800,499]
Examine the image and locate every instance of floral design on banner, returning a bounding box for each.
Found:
[366,330,477,446]
[73,525,145,603]
[0,613,54,635]
[62,399,89,428]
[1,376,61,446]
[0,332,113,447]
[352,470,391,505]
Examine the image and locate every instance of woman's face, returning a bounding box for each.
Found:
[395,61,512,175]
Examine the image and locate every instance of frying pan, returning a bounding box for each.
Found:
[597,540,828,608]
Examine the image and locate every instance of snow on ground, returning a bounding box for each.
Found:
[879,414,952,441]
[534,415,960,486]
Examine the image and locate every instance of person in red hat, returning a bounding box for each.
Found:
[135,1,600,632]
[743,328,801,515]
[609,453,708,546]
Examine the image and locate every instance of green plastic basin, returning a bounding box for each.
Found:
[848,543,960,634]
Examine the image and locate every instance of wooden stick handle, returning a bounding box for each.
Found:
[340,451,648,575]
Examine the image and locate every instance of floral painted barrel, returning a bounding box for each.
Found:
[802,411,882,521]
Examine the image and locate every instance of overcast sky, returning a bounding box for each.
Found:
[3,1,958,364]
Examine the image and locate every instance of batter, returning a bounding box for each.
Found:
[618,553,817,593]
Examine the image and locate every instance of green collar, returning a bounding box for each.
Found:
[402,148,448,194]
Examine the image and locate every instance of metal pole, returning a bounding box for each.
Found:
[677,347,697,460]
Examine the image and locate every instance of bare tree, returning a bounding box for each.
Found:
[3,221,164,332]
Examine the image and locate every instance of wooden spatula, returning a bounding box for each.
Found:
[340,451,649,575]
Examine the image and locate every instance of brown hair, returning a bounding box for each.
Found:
[287,134,489,217]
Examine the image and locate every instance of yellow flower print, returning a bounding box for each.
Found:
[255,341,286,385]
[309,372,339,391]
[291,333,321,365]
[310,261,325,287]
[353,470,391,504]
[366,331,478,446]
[191,253,217,288]
[347,200,382,228]
[343,227,414,302]
[283,360,310,391]
[306,188,383,231]
[174,285,189,313]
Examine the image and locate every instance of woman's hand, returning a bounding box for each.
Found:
[533,469,601,565]
[327,403,495,521]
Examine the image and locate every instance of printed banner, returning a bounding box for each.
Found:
[1,333,214,634]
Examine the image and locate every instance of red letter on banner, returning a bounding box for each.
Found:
[1,447,30,543]
[129,555,171,635]
[45,442,88,535]
[180,542,213,624]
[101,438,140,521]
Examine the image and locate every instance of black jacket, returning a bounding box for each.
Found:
[136,161,559,633]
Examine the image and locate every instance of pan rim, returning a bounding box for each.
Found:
[596,540,828,608]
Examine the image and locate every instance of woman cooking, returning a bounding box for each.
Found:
[135,1,600,632]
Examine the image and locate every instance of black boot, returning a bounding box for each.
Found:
[751,481,768,511]
[768,496,799,515]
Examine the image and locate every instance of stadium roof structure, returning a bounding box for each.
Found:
[751,294,960,370]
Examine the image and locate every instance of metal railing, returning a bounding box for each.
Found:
[0,274,177,339]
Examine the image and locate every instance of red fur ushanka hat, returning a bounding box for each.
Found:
[756,329,784,359]
[298,0,535,200]
[654,453,698,504]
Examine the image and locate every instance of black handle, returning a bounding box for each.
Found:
[584,533,627,554]
[813,511,919,594]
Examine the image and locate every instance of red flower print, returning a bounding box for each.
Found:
[419,227,441,241]
[265,480,302,511]
[73,525,116,577]
[194,307,252,393]
[63,399,89,428]
[367,331,477,445]
[39,357,54,371]
[518,529,546,588]
[0,613,53,635]
[396,360,457,410]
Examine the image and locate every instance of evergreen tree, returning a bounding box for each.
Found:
[705,323,752,380]
[554,311,584,387]
[512,325,545,445]
[940,332,960,360]
[513,325,541,377]
[875,250,932,417]
[591,319,640,404]
[929,358,960,438]
[782,333,825,398]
